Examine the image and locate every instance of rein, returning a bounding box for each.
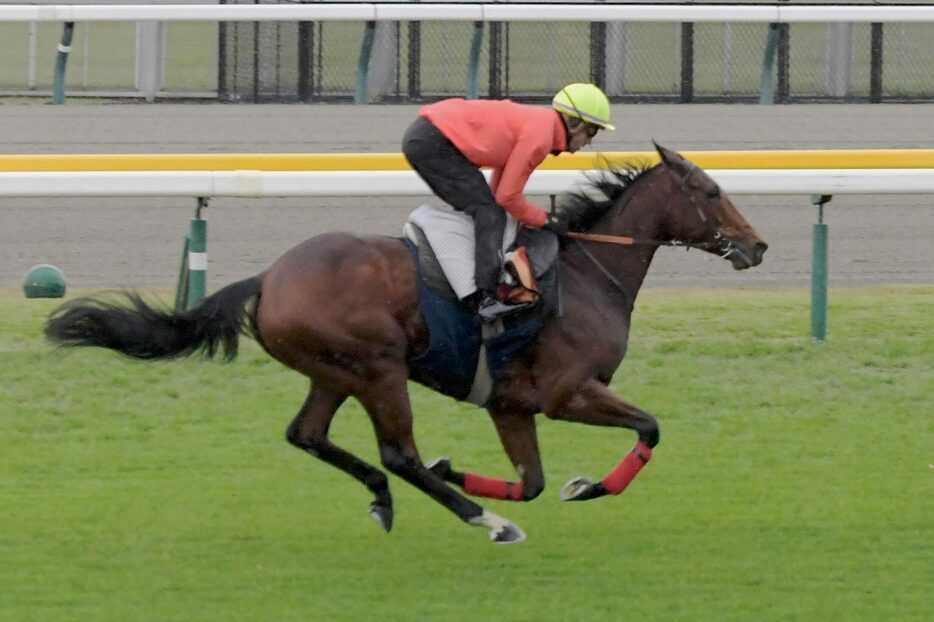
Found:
[569,237,634,309]
[567,231,689,249]
[567,229,743,276]
[566,231,703,310]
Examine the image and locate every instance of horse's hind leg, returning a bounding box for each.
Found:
[357,369,526,544]
[286,383,395,531]
[428,410,545,503]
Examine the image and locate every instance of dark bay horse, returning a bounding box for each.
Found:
[45,144,767,544]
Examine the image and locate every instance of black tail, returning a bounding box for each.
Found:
[44,276,263,361]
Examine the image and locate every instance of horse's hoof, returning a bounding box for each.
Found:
[469,510,526,545]
[491,522,526,545]
[369,501,393,533]
[560,476,606,501]
[426,456,452,479]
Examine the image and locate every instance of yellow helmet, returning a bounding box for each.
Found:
[552,83,615,131]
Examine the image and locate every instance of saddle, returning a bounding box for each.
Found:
[403,204,560,310]
[401,205,561,406]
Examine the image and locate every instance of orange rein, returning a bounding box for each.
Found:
[566,232,637,246]
[566,231,695,249]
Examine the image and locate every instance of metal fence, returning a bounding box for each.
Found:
[2,1,933,102]
[218,1,934,103]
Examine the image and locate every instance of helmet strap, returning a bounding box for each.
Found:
[558,113,581,145]
[560,87,585,124]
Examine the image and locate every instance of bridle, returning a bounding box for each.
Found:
[564,161,753,301]
[570,161,752,257]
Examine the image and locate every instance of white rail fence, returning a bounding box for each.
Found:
[2,168,934,197]
[4,3,934,102]
[2,4,934,24]
[4,161,933,340]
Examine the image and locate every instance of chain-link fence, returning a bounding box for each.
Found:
[2,1,933,102]
[0,19,217,96]
[218,0,934,103]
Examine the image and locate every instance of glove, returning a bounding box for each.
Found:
[543,212,570,235]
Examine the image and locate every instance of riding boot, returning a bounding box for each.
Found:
[469,204,536,321]
[470,202,506,296]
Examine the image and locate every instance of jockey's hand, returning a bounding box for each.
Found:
[543,212,570,235]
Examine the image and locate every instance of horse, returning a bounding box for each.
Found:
[44,144,767,544]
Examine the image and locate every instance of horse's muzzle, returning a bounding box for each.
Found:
[729,239,768,270]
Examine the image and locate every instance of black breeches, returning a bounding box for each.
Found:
[402,117,506,294]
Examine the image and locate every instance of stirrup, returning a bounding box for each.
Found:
[477,293,530,321]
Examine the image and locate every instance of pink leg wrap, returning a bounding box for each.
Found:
[463,473,525,501]
[601,441,653,495]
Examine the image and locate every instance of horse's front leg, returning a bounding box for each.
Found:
[428,410,545,502]
[546,378,659,502]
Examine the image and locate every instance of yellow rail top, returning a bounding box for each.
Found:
[1,150,934,172]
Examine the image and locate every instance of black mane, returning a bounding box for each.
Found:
[557,162,655,232]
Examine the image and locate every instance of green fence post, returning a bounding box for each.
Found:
[355,21,376,104]
[467,21,483,99]
[186,198,209,309]
[174,233,191,311]
[810,195,832,341]
[759,23,779,104]
[52,22,75,105]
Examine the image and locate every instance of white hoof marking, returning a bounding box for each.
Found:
[469,510,526,544]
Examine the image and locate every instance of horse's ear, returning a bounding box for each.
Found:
[653,141,684,168]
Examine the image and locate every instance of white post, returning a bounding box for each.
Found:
[723,23,733,93]
[368,22,398,100]
[605,22,629,96]
[27,22,37,90]
[826,22,853,98]
[83,22,89,89]
[135,21,165,102]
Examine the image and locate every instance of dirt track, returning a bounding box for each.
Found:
[1,103,932,289]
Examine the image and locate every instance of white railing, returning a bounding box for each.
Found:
[4,149,930,338]
[5,3,933,102]
[2,3,934,23]
[3,150,934,197]
[2,168,934,198]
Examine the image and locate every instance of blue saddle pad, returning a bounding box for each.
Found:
[404,240,548,401]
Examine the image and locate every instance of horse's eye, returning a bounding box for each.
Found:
[707,190,721,200]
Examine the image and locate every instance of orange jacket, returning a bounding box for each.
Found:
[419,98,568,228]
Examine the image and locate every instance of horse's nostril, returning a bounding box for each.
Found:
[750,240,768,265]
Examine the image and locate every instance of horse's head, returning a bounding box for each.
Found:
[655,143,768,269]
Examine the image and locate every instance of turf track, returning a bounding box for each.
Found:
[1,287,931,621]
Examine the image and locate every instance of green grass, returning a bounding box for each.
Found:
[1,286,931,621]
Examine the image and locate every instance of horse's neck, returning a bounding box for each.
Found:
[573,180,668,309]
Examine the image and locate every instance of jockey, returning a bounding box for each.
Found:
[402,83,614,320]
